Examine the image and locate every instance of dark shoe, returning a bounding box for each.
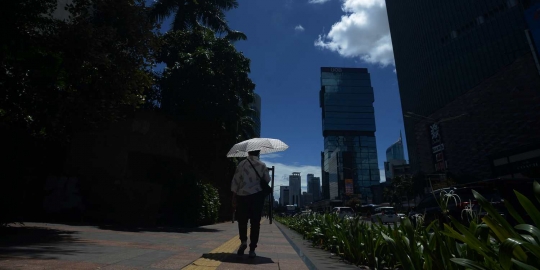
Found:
[237,243,247,256]
[248,250,256,258]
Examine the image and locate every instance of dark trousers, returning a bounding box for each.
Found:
[236,192,265,250]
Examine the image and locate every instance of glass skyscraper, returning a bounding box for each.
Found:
[384,132,407,181]
[386,0,530,172]
[386,132,405,162]
[320,67,380,201]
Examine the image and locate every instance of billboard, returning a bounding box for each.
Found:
[345,179,354,195]
[429,123,447,172]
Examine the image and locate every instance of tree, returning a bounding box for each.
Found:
[157,28,255,145]
[1,0,161,142]
[236,106,258,141]
[384,175,415,209]
[150,0,247,41]
[156,28,256,219]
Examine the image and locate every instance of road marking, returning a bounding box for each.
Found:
[182,219,267,269]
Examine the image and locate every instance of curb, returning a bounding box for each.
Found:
[274,222,318,270]
[274,221,361,270]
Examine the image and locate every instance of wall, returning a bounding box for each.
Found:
[413,53,540,179]
[63,110,189,224]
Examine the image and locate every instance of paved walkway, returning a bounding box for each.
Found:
[0,219,308,270]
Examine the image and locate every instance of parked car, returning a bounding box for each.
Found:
[332,207,355,219]
[371,207,398,224]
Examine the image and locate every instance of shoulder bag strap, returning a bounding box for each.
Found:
[246,159,263,181]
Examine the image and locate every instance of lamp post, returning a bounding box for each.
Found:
[267,166,275,224]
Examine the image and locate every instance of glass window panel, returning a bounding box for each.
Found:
[324,118,375,125]
[324,124,376,131]
[321,72,371,80]
[324,86,374,93]
[325,98,374,106]
[322,79,373,87]
[324,106,374,113]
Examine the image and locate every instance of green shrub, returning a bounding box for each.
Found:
[198,183,220,225]
[276,181,540,270]
[160,173,220,227]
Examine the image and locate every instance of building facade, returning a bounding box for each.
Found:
[279,186,290,206]
[306,174,321,201]
[310,177,321,201]
[302,192,313,206]
[306,174,314,193]
[412,53,540,179]
[320,67,380,201]
[386,0,532,173]
[321,152,330,199]
[289,172,302,207]
[384,132,407,181]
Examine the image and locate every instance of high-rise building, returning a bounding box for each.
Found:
[289,172,301,207]
[306,174,321,201]
[279,186,290,206]
[384,132,407,181]
[386,0,535,174]
[306,174,314,193]
[302,192,313,206]
[321,152,330,199]
[320,67,380,201]
[310,177,321,201]
[249,93,262,138]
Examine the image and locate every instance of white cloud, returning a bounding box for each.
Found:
[262,153,283,159]
[294,25,305,32]
[314,0,394,67]
[309,0,332,4]
[285,0,294,9]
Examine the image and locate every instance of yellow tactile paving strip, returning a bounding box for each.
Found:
[182,219,267,270]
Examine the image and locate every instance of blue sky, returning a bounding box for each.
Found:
[158,0,408,199]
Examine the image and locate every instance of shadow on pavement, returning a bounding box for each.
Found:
[0,226,80,247]
[0,226,83,259]
[202,252,274,265]
[97,224,222,233]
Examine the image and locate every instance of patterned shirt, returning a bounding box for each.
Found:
[231,156,271,196]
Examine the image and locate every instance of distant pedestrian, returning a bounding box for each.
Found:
[231,150,271,258]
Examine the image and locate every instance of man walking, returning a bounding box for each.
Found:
[231,150,271,258]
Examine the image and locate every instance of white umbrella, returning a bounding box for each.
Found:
[226,138,289,157]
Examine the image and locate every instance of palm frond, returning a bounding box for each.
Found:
[225,30,247,41]
[149,0,180,22]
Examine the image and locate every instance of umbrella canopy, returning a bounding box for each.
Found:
[226,138,289,157]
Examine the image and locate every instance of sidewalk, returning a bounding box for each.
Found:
[0,219,308,270]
